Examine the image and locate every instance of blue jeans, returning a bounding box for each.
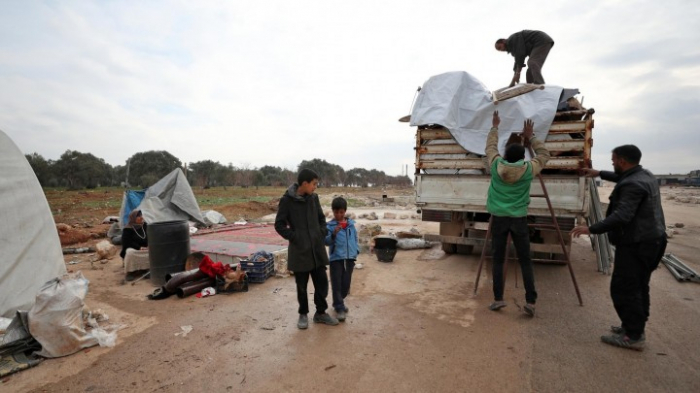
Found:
[329,259,355,312]
[491,216,537,304]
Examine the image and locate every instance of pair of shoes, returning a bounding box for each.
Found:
[336,310,347,322]
[601,334,645,351]
[524,303,535,317]
[313,312,339,326]
[297,314,308,330]
[610,326,645,340]
[489,301,506,311]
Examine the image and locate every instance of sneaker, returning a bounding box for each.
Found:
[601,334,645,351]
[610,326,645,340]
[524,303,535,317]
[489,301,507,311]
[610,325,625,334]
[336,310,347,322]
[313,312,339,326]
[297,314,308,330]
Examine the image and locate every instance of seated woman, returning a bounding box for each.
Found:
[121,209,149,280]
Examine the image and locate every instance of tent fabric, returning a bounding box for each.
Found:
[119,190,146,228]
[0,130,66,318]
[410,71,563,157]
[138,169,205,225]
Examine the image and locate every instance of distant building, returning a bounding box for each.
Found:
[654,170,700,186]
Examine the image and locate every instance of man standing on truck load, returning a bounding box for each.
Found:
[571,145,666,351]
[485,111,550,317]
[495,30,554,87]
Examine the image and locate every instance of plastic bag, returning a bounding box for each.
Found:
[91,328,117,348]
[28,272,99,358]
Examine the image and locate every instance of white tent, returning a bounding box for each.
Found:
[0,130,66,318]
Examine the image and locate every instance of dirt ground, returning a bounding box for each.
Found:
[4,185,700,392]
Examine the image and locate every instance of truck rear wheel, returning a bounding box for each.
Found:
[442,243,457,254]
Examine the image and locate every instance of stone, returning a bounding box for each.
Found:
[383,212,397,219]
[675,223,685,228]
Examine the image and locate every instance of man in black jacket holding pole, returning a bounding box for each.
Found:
[495,30,554,87]
[572,145,667,351]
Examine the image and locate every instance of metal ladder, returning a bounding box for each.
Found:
[473,141,584,306]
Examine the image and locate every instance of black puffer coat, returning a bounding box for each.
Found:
[590,166,666,245]
[274,184,329,272]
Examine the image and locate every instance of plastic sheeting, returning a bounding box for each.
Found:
[202,210,227,226]
[27,272,114,358]
[118,169,205,227]
[119,190,145,228]
[139,169,205,225]
[410,71,563,157]
[0,130,66,318]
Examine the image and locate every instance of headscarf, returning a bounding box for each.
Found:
[125,209,144,229]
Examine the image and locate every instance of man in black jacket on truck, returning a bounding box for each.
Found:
[571,145,667,351]
[495,30,554,87]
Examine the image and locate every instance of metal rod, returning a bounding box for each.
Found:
[662,260,686,281]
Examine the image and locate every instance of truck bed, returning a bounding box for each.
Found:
[415,115,594,218]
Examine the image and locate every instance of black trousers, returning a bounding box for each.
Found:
[611,237,667,339]
[491,216,537,304]
[330,259,355,311]
[294,266,329,315]
[526,43,553,84]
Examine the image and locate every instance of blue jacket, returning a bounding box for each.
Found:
[325,218,359,262]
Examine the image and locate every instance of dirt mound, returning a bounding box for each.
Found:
[217,201,278,222]
[57,223,111,246]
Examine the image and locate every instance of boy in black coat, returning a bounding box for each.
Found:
[275,168,339,329]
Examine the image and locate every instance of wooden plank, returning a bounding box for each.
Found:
[419,129,452,140]
[419,157,583,170]
[419,160,486,170]
[543,140,586,152]
[549,121,587,131]
[418,144,468,154]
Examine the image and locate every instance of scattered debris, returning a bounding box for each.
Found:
[62,247,95,255]
[662,253,700,283]
[324,364,337,371]
[95,240,117,260]
[175,325,193,337]
[675,222,685,228]
[397,238,434,250]
[383,212,397,219]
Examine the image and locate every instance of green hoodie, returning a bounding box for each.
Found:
[484,126,551,217]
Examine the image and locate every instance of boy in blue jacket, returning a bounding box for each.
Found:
[325,197,359,322]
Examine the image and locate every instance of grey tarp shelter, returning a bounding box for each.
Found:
[119,168,205,227]
[0,130,66,318]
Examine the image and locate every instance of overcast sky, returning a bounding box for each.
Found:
[1,0,698,175]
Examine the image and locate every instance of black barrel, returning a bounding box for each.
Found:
[148,220,190,286]
[374,236,398,262]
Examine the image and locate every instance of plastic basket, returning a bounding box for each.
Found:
[239,258,275,283]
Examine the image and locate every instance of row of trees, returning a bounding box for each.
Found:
[25,150,411,189]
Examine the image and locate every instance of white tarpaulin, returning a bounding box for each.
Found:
[410,71,563,157]
[0,130,66,318]
[137,168,205,225]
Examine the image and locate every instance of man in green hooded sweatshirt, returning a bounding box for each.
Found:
[485,111,550,317]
